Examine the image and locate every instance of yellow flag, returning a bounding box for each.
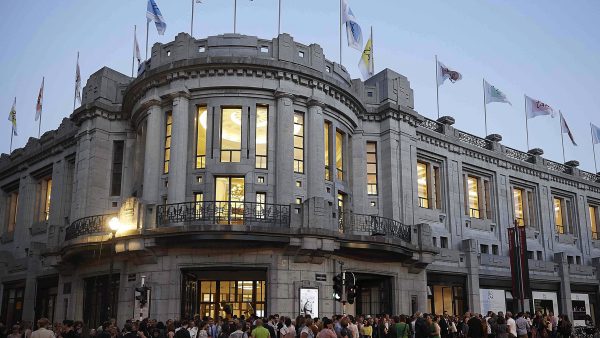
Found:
[358,34,373,80]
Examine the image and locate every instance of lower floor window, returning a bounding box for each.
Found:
[1,281,25,326]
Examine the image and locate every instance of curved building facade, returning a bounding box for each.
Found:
[1,33,600,327]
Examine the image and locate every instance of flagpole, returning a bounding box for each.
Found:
[191,0,195,37]
[339,0,342,65]
[278,0,281,35]
[524,95,530,150]
[38,77,43,138]
[233,0,237,33]
[592,124,598,173]
[73,52,79,112]
[10,125,14,153]
[371,26,374,74]
[435,55,440,119]
[559,111,566,163]
[145,19,150,60]
[483,78,488,136]
[132,25,136,77]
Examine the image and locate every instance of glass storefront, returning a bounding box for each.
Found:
[182,269,266,320]
[83,274,119,329]
[35,276,58,324]
[1,280,25,326]
[427,274,466,316]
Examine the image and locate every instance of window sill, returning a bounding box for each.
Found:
[30,221,48,236]
[555,233,577,245]
[465,218,496,232]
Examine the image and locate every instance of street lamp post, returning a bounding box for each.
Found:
[107,217,121,320]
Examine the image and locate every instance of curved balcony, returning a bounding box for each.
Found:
[338,211,412,243]
[156,201,290,227]
[64,213,117,241]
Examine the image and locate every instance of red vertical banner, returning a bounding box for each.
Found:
[517,226,531,296]
[508,227,521,300]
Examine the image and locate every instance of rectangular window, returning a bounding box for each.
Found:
[537,251,543,261]
[221,108,242,163]
[467,176,480,219]
[480,244,489,254]
[576,256,582,265]
[554,197,565,234]
[440,236,448,249]
[336,130,344,180]
[527,251,534,260]
[367,142,378,195]
[37,178,52,221]
[417,162,429,208]
[492,244,499,255]
[512,185,537,227]
[324,122,331,180]
[164,112,172,174]
[255,106,268,169]
[110,141,124,196]
[196,106,207,168]
[256,192,266,219]
[194,192,203,218]
[567,256,574,264]
[589,205,599,240]
[513,188,525,226]
[215,177,245,224]
[5,191,18,233]
[293,112,304,173]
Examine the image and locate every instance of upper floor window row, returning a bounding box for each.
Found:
[417,160,442,210]
[463,173,493,220]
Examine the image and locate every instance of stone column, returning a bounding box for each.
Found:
[555,252,573,319]
[275,91,295,206]
[142,101,162,206]
[306,99,326,200]
[168,92,190,204]
[463,238,482,314]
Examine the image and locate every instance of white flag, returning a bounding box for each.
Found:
[591,123,600,145]
[36,77,44,121]
[437,60,462,86]
[525,95,556,119]
[560,112,577,146]
[147,0,167,35]
[75,58,81,104]
[134,32,141,63]
[484,79,511,106]
[8,97,17,136]
[342,0,363,50]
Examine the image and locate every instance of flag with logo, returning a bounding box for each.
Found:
[358,32,373,80]
[591,123,600,145]
[342,0,363,50]
[484,79,511,105]
[75,58,81,104]
[147,0,167,35]
[8,97,17,136]
[559,112,577,146]
[36,77,44,121]
[525,95,556,119]
[437,60,462,86]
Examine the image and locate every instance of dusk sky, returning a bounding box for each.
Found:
[1,1,599,172]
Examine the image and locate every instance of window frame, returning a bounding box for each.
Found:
[293,112,304,174]
[335,129,345,181]
[324,121,332,181]
[366,141,378,195]
[510,183,538,228]
[553,194,575,235]
[589,203,599,240]
[196,105,208,169]
[220,106,243,163]
[110,140,125,196]
[163,111,173,174]
[255,105,269,169]
[462,171,494,220]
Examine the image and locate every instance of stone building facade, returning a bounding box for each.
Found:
[1,32,600,327]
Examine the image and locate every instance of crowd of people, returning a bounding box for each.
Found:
[0,311,578,338]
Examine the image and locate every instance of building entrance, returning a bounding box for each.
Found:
[349,273,393,316]
[182,269,266,320]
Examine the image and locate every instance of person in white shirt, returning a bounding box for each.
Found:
[506,312,517,338]
[31,318,55,338]
[188,321,198,338]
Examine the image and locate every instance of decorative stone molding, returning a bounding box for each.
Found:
[307,98,326,109]
[528,148,544,156]
[437,116,455,125]
[486,134,503,142]
[274,90,295,101]
[565,160,580,168]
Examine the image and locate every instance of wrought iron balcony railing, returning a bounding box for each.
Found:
[156,201,290,227]
[65,214,117,241]
[338,211,411,242]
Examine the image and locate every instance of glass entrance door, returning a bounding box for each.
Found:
[215,177,245,224]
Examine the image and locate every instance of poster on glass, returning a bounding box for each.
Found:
[299,288,319,318]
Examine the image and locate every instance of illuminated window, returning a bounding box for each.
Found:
[164,112,172,173]
[255,106,268,169]
[324,121,331,180]
[335,130,344,181]
[4,191,18,233]
[513,188,524,226]
[367,142,378,195]
[215,177,245,224]
[293,112,304,173]
[194,192,203,218]
[553,196,574,234]
[463,174,493,219]
[512,186,536,227]
[110,141,124,196]
[590,205,599,240]
[256,192,266,219]
[221,108,242,163]
[37,178,52,221]
[196,106,207,169]
[417,162,429,208]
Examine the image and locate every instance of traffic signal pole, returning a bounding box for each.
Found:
[341,261,347,315]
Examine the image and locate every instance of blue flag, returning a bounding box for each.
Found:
[342,0,363,50]
[146,0,167,35]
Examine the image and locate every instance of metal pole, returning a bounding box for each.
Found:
[592,124,599,173]
[524,95,530,150]
[10,125,14,153]
[339,0,342,65]
[145,20,150,60]
[371,26,374,74]
[107,231,116,320]
[340,261,346,315]
[191,0,195,37]
[483,78,488,136]
[278,0,281,35]
[435,55,440,119]
[131,25,136,78]
[234,0,237,33]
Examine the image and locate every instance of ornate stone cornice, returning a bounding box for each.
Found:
[307,97,326,109]
[274,90,295,101]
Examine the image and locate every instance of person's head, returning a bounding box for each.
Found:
[255,319,264,327]
[37,318,50,329]
[506,312,512,319]
[124,323,134,333]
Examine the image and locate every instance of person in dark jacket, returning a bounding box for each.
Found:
[415,314,430,338]
[466,315,483,338]
[439,313,449,338]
